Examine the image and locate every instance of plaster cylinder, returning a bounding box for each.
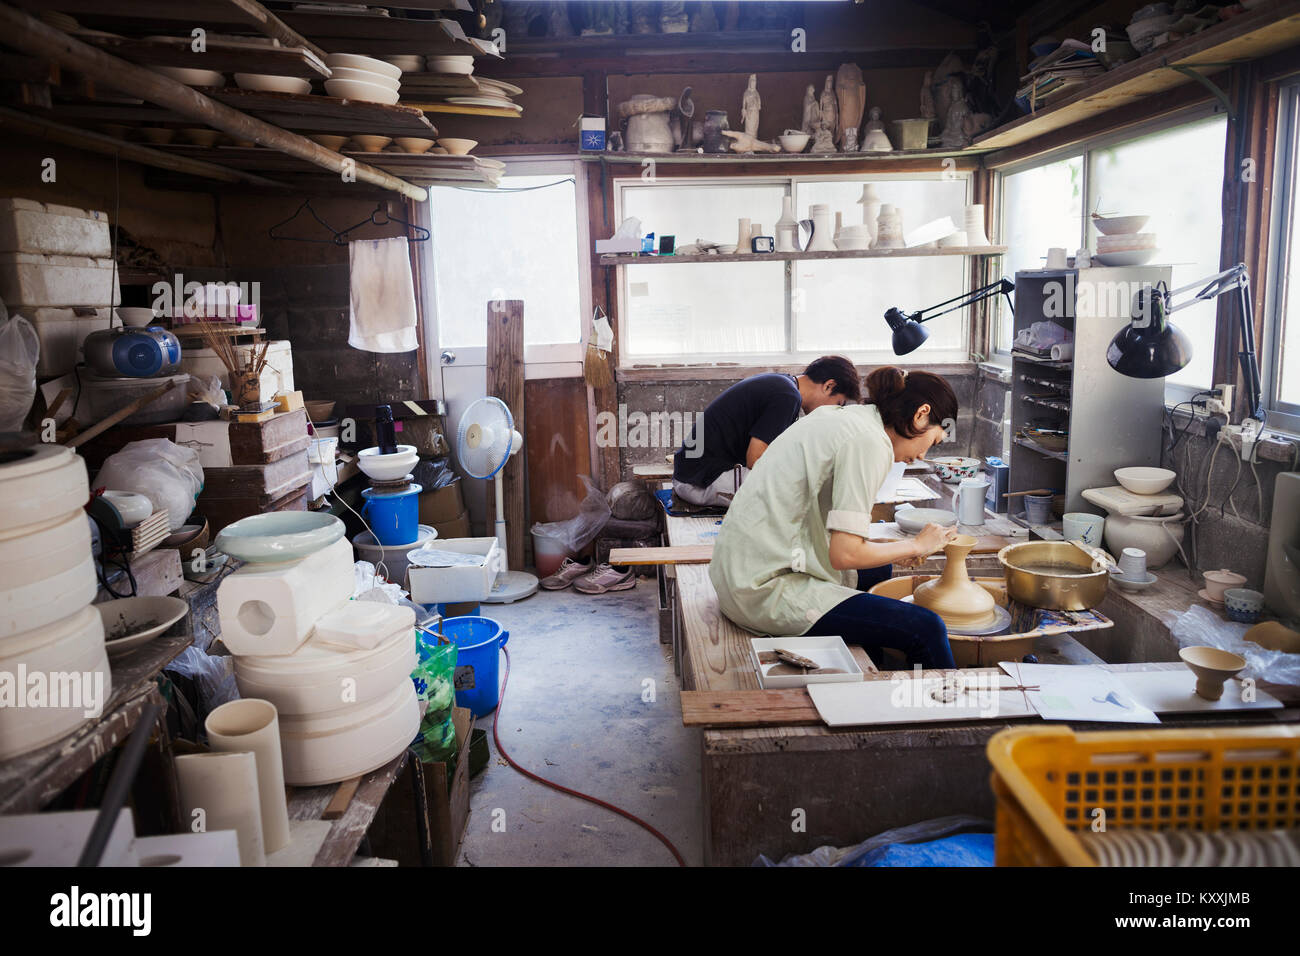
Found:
[0,509,97,638]
[174,751,266,867]
[204,698,291,854]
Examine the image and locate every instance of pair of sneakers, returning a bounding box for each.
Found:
[540,558,635,594]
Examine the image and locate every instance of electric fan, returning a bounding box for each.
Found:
[455,396,538,602]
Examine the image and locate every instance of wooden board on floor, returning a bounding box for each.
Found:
[486,300,524,570]
[610,544,713,566]
[524,377,591,526]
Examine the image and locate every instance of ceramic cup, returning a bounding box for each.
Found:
[1024,493,1053,524]
[1204,569,1247,603]
[1046,247,1068,269]
[1063,512,1105,548]
[1223,588,1265,624]
[1118,547,1147,581]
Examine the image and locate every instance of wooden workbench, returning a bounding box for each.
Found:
[662,510,1300,866]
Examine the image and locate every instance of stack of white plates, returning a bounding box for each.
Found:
[1093,214,1156,266]
[1082,827,1300,866]
[323,53,401,105]
[426,55,474,75]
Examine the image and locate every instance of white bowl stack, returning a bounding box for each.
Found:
[324,53,402,105]
[216,521,420,786]
[0,445,111,760]
[1093,214,1156,266]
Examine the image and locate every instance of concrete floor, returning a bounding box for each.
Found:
[455,579,703,867]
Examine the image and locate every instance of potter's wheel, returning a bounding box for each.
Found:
[901,596,1012,636]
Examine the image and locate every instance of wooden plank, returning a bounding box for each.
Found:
[486,300,525,570]
[632,462,673,479]
[321,776,361,820]
[206,88,438,136]
[81,36,330,80]
[409,102,521,119]
[284,751,407,867]
[599,246,1006,266]
[276,11,492,57]
[675,564,759,693]
[524,378,592,527]
[610,544,713,566]
[682,689,824,727]
[973,0,1300,152]
[0,8,426,201]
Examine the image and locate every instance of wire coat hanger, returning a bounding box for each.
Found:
[268,198,429,245]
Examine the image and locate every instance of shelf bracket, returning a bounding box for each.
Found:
[1168,64,1236,121]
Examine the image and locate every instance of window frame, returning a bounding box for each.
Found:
[1262,80,1300,435]
[992,104,1229,411]
[612,170,975,368]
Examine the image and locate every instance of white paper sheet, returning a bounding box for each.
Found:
[809,673,1037,727]
[998,662,1161,724]
[173,421,232,468]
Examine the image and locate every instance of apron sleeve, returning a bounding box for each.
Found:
[825,435,892,539]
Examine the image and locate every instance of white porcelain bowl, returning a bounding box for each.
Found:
[1092,214,1150,236]
[383,55,425,73]
[425,55,474,75]
[324,77,400,105]
[1114,466,1176,495]
[324,53,402,82]
[102,490,153,527]
[357,444,419,481]
[116,307,157,327]
[234,73,311,95]
[156,66,224,87]
[1093,249,1157,267]
[779,131,810,153]
[328,66,400,91]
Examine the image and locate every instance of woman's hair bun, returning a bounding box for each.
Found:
[865,366,906,402]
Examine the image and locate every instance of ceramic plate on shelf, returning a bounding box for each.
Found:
[475,78,523,97]
[99,596,188,657]
[1093,249,1157,267]
[445,96,523,112]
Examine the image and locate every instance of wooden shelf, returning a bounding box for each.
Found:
[206,88,438,136]
[588,147,989,165]
[82,35,330,80]
[600,246,1006,266]
[145,144,504,185]
[409,102,521,119]
[276,10,498,58]
[972,0,1300,152]
[1013,433,1068,462]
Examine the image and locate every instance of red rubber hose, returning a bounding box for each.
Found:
[490,645,687,867]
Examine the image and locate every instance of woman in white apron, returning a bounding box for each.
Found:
[709,367,961,668]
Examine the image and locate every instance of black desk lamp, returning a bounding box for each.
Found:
[884,278,1015,355]
[1107,263,1263,421]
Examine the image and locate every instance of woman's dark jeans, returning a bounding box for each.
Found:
[803,564,955,669]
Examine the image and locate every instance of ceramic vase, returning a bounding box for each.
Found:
[807,204,836,252]
[875,204,904,248]
[833,211,844,243]
[775,196,799,252]
[736,218,752,251]
[205,698,291,854]
[1179,646,1246,701]
[858,184,881,246]
[913,534,998,630]
[963,204,991,246]
[175,751,266,866]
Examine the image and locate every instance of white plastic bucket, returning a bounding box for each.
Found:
[532,529,572,578]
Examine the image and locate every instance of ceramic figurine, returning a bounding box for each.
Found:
[547,4,574,36]
[673,86,696,150]
[920,70,936,121]
[721,129,780,153]
[660,0,689,33]
[801,84,820,137]
[741,74,761,138]
[618,94,680,153]
[939,77,971,148]
[690,0,719,32]
[630,1,655,34]
[701,109,730,153]
[810,116,836,154]
[861,107,893,152]
[775,196,799,253]
[857,183,881,245]
[818,76,839,148]
[833,211,844,244]
[835,62,865,148]
[581,1,615,35]
[612,1,630,34]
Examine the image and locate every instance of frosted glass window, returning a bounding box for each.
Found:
[1282,170,1300,407]
[429,175,582,348]
[1087,117,1227,390]
[999,156,1084,350]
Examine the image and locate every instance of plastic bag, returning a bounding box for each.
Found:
[609,480,659,521]
[1165,604,1300,687]
[409,630,458,764]
[94,438,204,531]
[0,315,39,432]
[411,457,459,490]
[189,373,225,409]
[165,644,240,731]
[754,815,992,867]
[530,474,610,553]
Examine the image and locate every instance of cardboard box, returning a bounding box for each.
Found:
[430,509,470,540]
[418,480,465,525]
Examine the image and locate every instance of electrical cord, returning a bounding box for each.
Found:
[491,644,688,867]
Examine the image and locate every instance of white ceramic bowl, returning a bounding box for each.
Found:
[156,66,224,87]
[102,490,153,527]
[357,444,419,481]
[1093,249,1157,267]
[234,73,311,95]
[383,55,425,73]
[98,595,188,656]
[324,77,400,105]
[436,137,477,155]
[779,132,810,153]
[894,507,959,535]
[325,53,402,81]
[425,55,474,75]
[1093,214,1150,236]
[930,456,980,483]
[116,307,157,327]
[834,234,871,251]
[1114,466,1175,495]
[329,66,400,90]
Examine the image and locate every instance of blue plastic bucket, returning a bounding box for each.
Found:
[440,616,509,717]
[361,483,422,546]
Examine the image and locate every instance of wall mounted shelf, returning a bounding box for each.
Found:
[600,246,1005,266]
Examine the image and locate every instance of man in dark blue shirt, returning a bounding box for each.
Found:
[672,355,861,506]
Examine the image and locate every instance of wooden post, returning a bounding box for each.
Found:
[0,3,427,202]
[486,300,525,570]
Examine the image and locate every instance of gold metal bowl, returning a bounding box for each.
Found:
[997,541,1111,611]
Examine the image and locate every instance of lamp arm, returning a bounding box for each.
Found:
[915,278,1015,324]
[1164,263,1263,420]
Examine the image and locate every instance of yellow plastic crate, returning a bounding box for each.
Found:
[987,725,1300,866]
